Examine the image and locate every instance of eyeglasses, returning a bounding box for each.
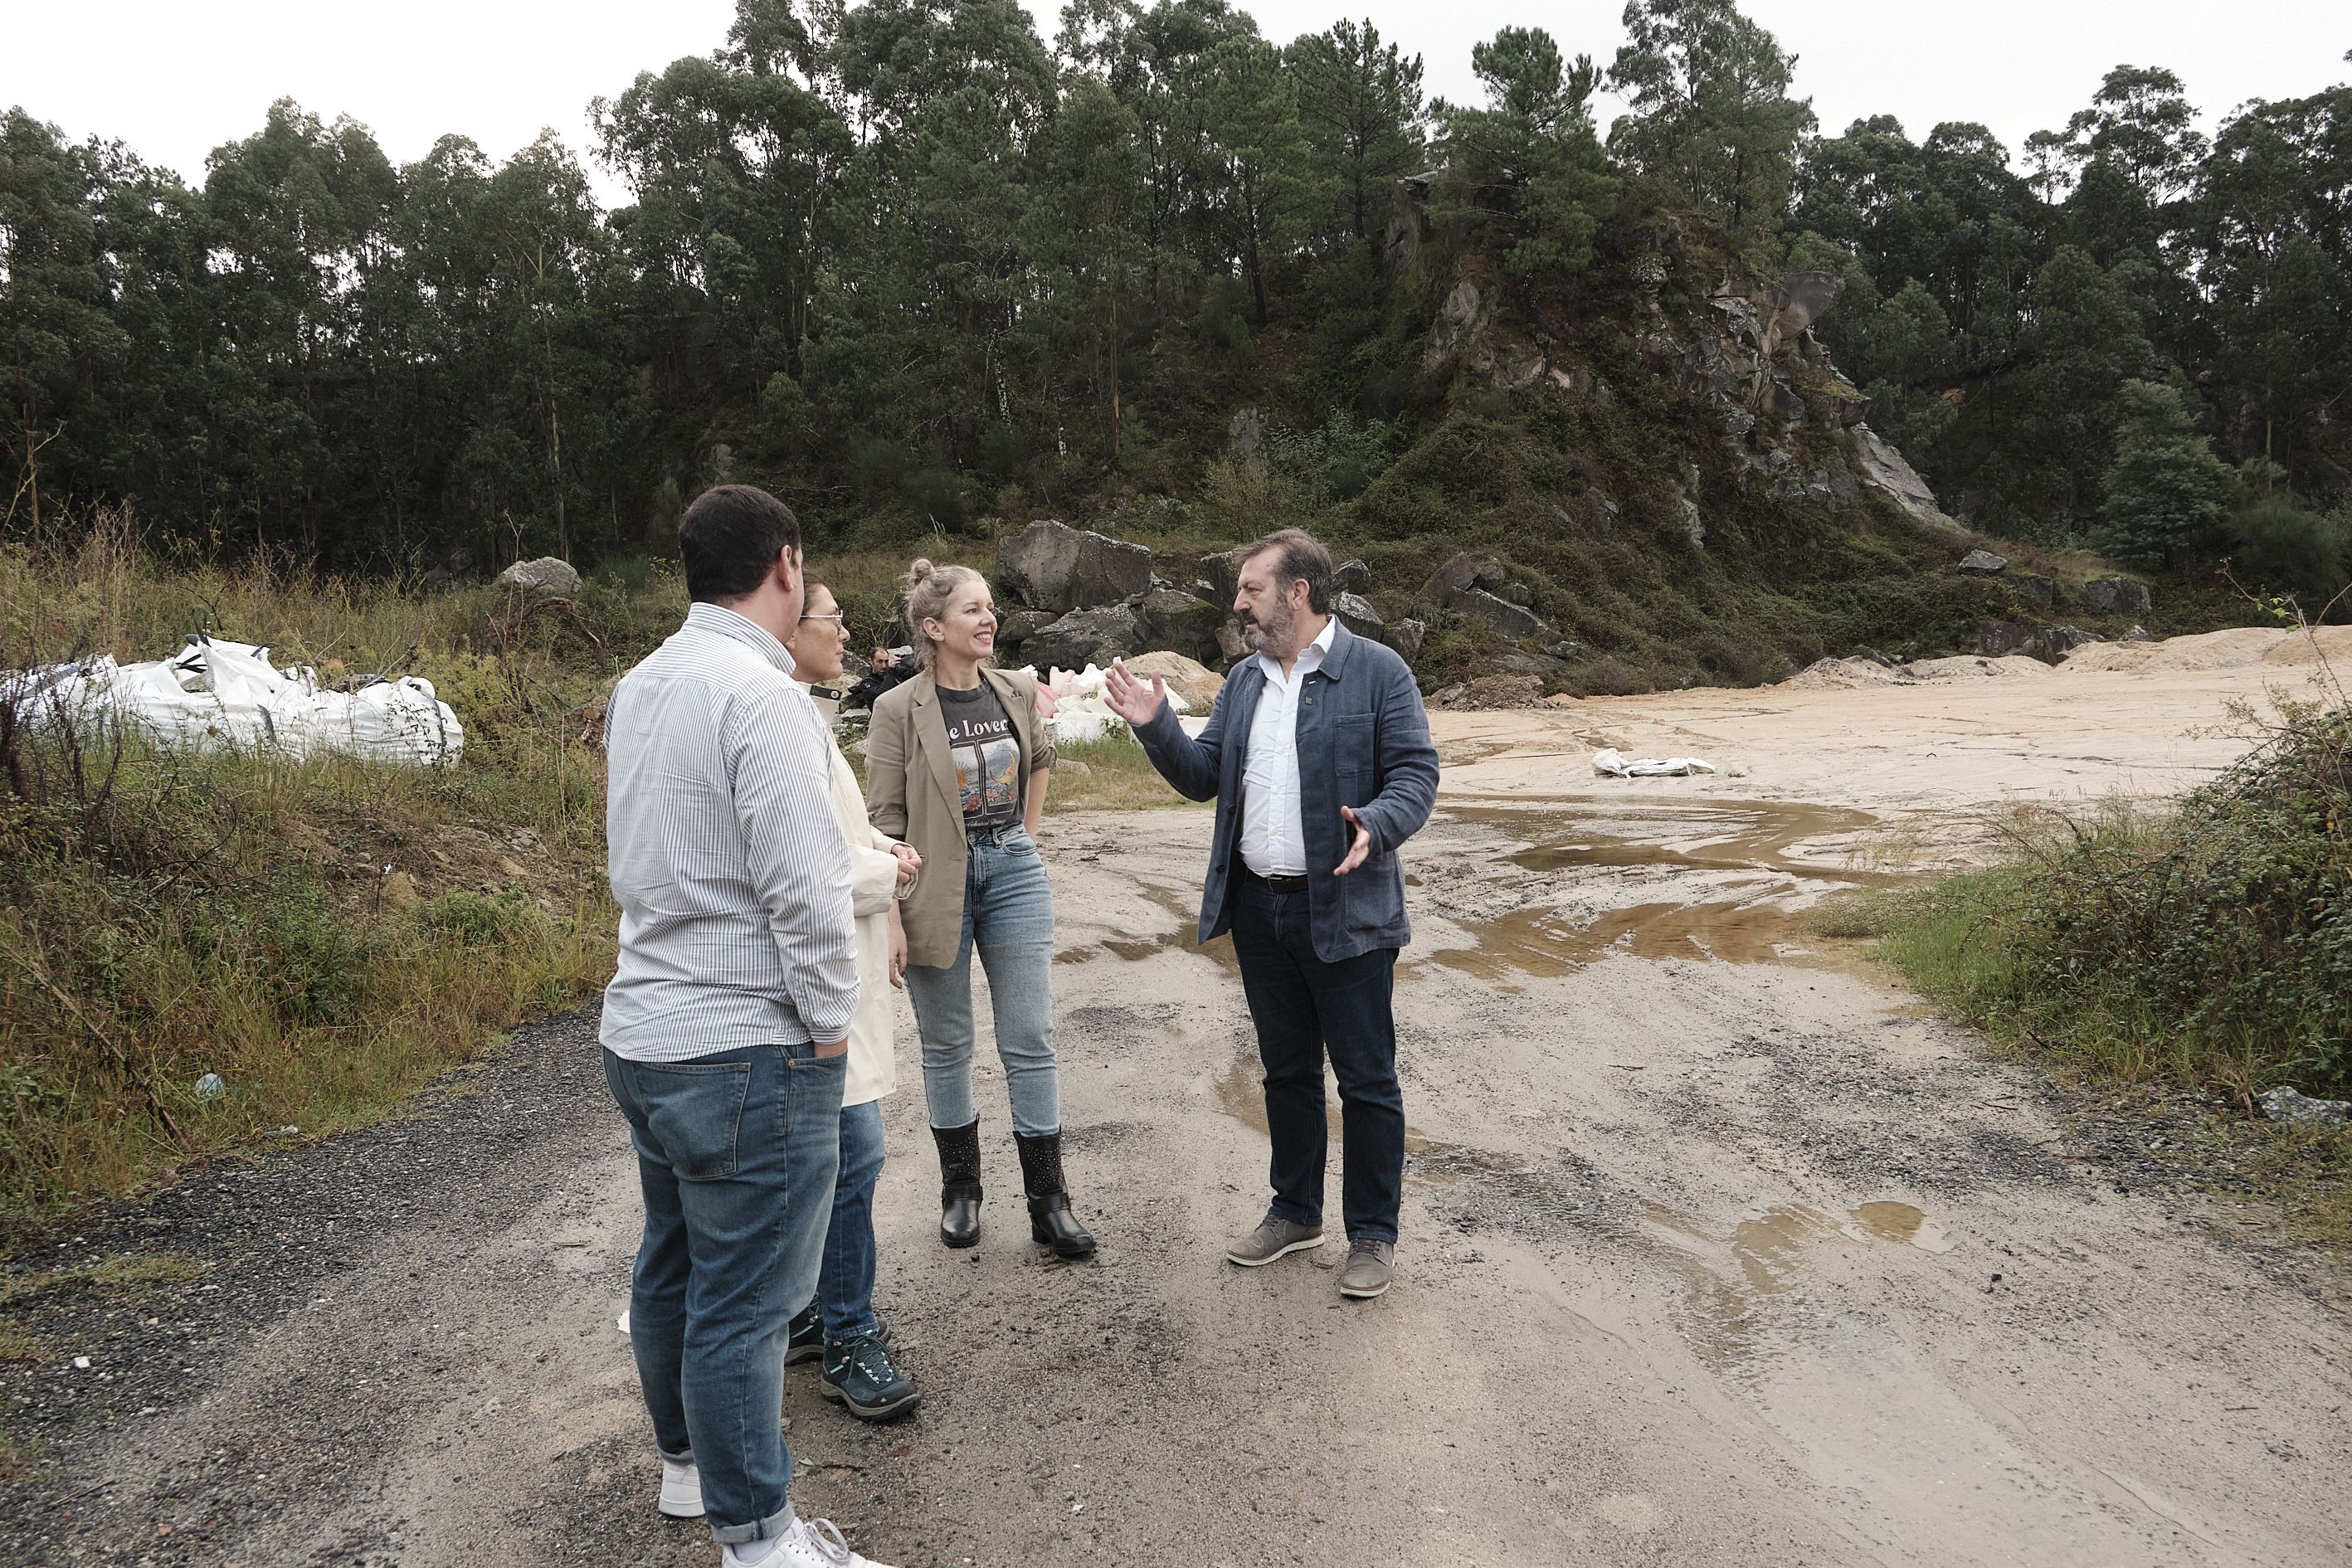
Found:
[798,612,845,626]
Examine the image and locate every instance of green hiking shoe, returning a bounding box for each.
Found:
[821,1331,921,1422]
[786,1299,824,1366]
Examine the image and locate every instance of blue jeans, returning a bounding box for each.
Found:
[817,1098,885,1343]
[603,1042,845,1546]
[903,825,1061,1136]
[1230,874,1405,1244]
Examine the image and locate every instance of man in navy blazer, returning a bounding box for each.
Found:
[1106,529,1439,1298]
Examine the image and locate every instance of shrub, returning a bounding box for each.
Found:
[2228,495,2352,608]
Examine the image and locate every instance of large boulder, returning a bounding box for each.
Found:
[1122,650,1224,713]
[494,556,580,597]
[2079,576,2153,617]
[996,519,1152,614]
[1385,617,1426,665]
[1333,592,1385,642]
[1137,587,1229,665]
[993,606,1056,652]
[1023,603,1147,672]
[1958,548,2009,575]
[1457,588,1553,642]
[1422,551,1558,643]
[1853,426,1964,533]
[1333,558,1373,596]
[1197,545,1250,606]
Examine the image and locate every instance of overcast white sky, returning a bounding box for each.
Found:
[10,1,2348,205]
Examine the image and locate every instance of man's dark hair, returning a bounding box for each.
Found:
[1244,528,1333,615]
[679,484,801,603]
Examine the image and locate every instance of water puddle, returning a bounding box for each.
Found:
[1428,797,1903,981]
[1643,1199,1954,1376]
[1056,882,1238,971]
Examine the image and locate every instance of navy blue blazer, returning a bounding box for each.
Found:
[1132,621,1440,962]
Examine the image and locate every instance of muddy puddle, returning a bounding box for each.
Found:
[1643,1199,1955,1377]
[1429,796,1906,982]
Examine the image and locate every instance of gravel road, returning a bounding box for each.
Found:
[4,686,2348,1567]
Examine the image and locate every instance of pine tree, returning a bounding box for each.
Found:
[2100,378,2232,567]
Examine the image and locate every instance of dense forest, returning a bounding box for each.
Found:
[2,0,2347,599]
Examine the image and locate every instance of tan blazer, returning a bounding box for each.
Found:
[866,666,1054,969]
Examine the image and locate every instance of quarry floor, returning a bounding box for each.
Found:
[5,659,2350,1567]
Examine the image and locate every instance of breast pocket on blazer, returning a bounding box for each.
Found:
[1333,711,1377,804]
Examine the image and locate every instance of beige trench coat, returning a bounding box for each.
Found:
[806,686,904,1108]
[864,667,1054,970]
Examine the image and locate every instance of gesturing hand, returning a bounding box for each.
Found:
[1103,659,1168,728]
[1333,806,1373,876]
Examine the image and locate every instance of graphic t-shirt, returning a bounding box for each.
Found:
[937,681,1023,832]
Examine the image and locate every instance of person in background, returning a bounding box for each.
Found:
[601,483,898,1566]
[1103,528,1439,1300]
[864,559,1094,1259]
[780,575,923,1421]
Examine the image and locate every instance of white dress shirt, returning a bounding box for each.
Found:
[1238,616,1336,878]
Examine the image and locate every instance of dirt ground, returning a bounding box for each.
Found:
[5,658,2348,1567]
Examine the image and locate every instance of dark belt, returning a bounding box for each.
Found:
[1243,865,1309,894]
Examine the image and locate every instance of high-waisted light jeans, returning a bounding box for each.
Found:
[903,824,1060,1137]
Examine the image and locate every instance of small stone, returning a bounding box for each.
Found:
[1958,549,2009,575]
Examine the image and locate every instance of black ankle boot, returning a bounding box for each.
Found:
[931,1119,983,1249]
[1014,1130,1096,1259]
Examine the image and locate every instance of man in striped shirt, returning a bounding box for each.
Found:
[601,484,895,1568]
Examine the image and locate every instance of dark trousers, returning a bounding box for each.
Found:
[1230,874,1404,1244]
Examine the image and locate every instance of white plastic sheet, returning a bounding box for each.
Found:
[1023,662,1190,747]
[17,635,463,767]
[1592,747,1715,778]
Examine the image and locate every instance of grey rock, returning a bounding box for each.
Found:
[1333,558,1373,596]
[1214,618,1251,665]
[1228,408,1266,469]
[1053,758,1093,778]
[1458,588,1553,643]
[1385,618,1426,665]
[2015,575,2057,608]
[1854,425,1965,533]
[2080,576,2154,617]
[996,519,1153,614]
[1023,603,1147,672]
[494,557,581,597]
[2125,624,2154,642]
[1677,493,1706,548]
[1959,549,2009,576]
[1334,592,1385,641]
[1137,587,1229,665]
[2257,1085,2350,1127]
[1197,546,1251,606]
[995,607,1055,650]
[1500,582,1533,606]
[1424,277,1486,373]
[1423,553,1499,602]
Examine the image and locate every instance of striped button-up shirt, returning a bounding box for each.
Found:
[600,601,858,1061]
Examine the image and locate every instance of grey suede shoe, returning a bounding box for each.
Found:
[1337,1239,1395,1298]
[1225,1212,1326,1267]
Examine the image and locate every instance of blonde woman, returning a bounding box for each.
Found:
[780,576,923,1419]
[865,561,1093,1258]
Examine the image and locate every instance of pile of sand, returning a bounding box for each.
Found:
[1906,654,2056,680]
[1783,657,1916,691]
[2258,625,2352,668]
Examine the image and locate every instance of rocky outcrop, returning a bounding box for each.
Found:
[997,519,1152,614]
[1023,603,1145,671]
[1854,427,1964,534]
[1137,587,1228,666]
[494,557,580,597]
[1423,552,1561,644]
[2079,576,2154,617]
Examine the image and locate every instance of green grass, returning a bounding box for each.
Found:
[1043,733,1208,816]
[1814,710,2352,1246]
[1,523,635,1242]
[0,1251,212,1308]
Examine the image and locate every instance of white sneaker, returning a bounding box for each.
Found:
[721,1515,897,1566]
[659,1456,704,1518]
